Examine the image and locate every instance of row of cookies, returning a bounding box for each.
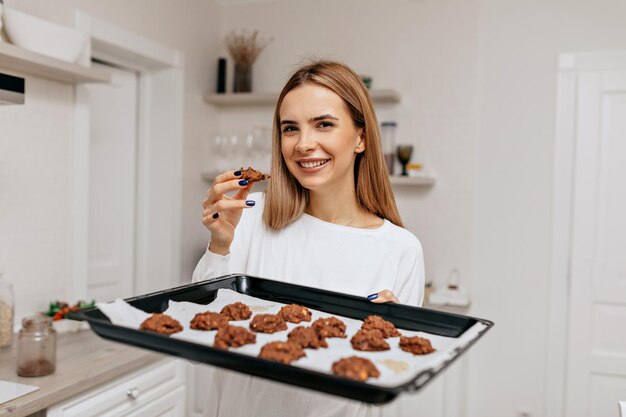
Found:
[138,302,434,382]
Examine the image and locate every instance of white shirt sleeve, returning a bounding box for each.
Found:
[191,250,230,283]
[393,238,425,307]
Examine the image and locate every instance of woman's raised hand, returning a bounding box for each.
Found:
[202,170,255,255]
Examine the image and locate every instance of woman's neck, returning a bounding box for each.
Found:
[306,187,359,225]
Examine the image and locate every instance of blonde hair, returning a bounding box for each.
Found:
[263,60,403,229]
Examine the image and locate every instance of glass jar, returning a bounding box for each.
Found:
[17,315,57,377]
[380,122,397,175]
[0,269,14,349]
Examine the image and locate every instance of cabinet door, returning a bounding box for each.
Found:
[47,359,185,417]
[125,387,185,417]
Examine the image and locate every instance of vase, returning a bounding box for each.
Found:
[234,63,252,93]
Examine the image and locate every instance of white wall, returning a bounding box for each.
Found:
[0,0,220,323]
[469,1,626,416]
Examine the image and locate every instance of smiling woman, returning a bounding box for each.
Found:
[265,61,402,231]
[193,60,424,417]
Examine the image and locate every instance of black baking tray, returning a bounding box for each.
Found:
[67,274,493,404]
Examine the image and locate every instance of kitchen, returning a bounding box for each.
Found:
[1,0,626,416]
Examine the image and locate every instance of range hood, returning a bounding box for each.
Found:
[0,72,24,104]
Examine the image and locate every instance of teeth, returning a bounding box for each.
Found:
[300,160,327,168]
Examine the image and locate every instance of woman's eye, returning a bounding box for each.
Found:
[282,126,297,133]
[318,121,334,128]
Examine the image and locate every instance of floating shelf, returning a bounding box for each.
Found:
[0,42,111,84]
[201,170,435,187]
[204,88,401,107]
[389,174,436,186]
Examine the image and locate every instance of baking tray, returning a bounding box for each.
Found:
[67,274,493,404]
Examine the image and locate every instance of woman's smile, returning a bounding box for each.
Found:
[297,158,330,171]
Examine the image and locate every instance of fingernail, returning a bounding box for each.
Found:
[234,170,242,176]
[238,179,249,186]
[246,200,256,206]
[367,293,378,301]
[212,213,219,219]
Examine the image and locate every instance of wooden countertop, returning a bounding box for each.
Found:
[0,329,164,417]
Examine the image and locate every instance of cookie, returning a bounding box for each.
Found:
[220,302,252,321]
[350,329,390,351]
[140,313,183,335]
[332,356,380,381]
[399,335,436,355]
[249,314,288,334]
[213,325,256,350]
[361,315,401,338]
[259,341,306,364]
[278,304,312,324]
[312,317,347,338]
[190,311,228,331]
[288,326,328,349]
[240,166,270,183]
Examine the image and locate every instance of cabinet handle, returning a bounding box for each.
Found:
[126,387,139,399]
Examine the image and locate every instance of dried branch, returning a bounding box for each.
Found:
[224,29,272,66]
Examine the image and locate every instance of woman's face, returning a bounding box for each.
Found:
[279,84,364,193]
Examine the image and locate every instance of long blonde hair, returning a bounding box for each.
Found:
[263,60,403,229]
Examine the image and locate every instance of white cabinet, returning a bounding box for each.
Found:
[47,359,186,417]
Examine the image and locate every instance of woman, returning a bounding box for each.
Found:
[193,60,425,417]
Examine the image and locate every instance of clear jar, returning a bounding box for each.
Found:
[380,122,397,175]
[0,269,14,349]
[17,315,57,377]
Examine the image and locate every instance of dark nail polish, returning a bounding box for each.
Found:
[212,213,219,219]
[238,179,249,186]
[234,170,242,176]
[246,200,256,206]
[367,293,378,301]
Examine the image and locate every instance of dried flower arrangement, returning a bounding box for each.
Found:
[224,29,272,66]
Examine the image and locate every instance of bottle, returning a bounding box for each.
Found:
[17,315,57,377]
[380,122,397,175]
[0,268,14,348]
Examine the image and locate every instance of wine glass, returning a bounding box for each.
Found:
[396,145,413,176]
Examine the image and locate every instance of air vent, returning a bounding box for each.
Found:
[0,72,25,105]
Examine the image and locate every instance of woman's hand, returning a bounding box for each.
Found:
[202,170,255,255]
[367,289,400,303]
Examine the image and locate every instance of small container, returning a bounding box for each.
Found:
[17,315,57,377]
[380,122,397,175]
[0,268,14,348]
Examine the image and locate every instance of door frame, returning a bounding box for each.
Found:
[547,50,626,417]
[70,12,184,301]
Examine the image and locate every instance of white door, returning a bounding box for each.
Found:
[85,64,138,301]
[565,62,626,416]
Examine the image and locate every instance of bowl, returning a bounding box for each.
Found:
[3,7,87,63]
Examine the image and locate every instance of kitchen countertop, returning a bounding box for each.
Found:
[0,329,164,417]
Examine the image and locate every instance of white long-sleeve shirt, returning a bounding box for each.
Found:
[192,192,425,417]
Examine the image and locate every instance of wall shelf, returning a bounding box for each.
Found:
[201,170,435,186]
[389,174,436,186]
[0,42,111,84]
[204,88,401,107]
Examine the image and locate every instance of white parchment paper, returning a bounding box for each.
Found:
[97,289,487,387]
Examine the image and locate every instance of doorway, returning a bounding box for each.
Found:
[70,13,184,303]
[550,50,626,417]
[84,62,139,301]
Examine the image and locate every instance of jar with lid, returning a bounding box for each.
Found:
[0,268,14,349]
[17,315,57,377]
[380,122,397,175]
